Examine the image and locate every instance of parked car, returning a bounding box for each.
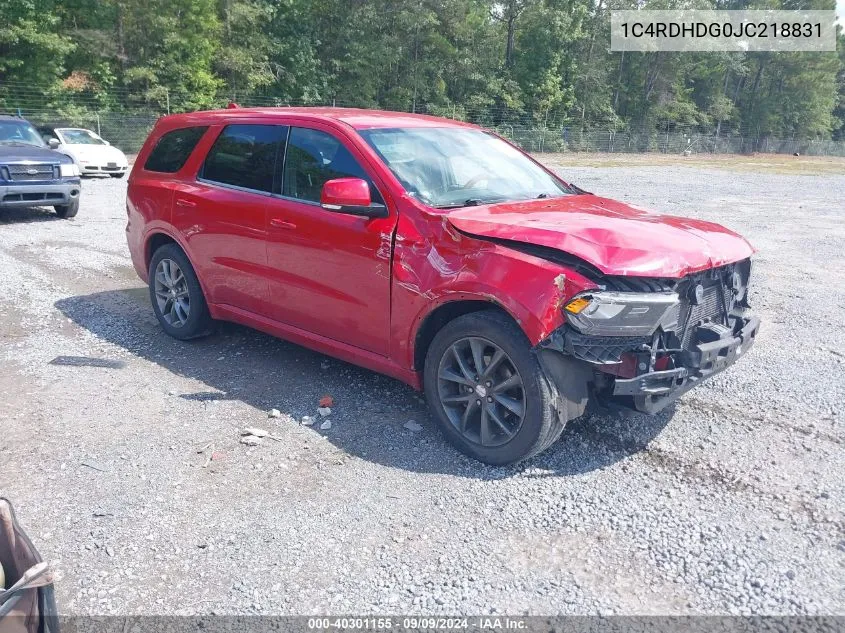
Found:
[0,115,82,218]
[126,108,759,465]
[38,126,128,178]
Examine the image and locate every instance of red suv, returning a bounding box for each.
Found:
[126,108,759,464]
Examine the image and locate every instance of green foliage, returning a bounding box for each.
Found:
[0,0,841,140]
[0,0,75,103]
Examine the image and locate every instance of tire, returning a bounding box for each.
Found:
[54,199,79,219]
[423,310,566,465]
[148,243,213,340]
[110,173,125,179]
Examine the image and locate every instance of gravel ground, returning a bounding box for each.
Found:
[0,158,842,616]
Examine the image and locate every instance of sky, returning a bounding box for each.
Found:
[838,0,844,26]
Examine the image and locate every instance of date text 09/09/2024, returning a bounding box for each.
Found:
[307,617,528,630]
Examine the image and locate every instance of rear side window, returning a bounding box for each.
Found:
[282,127,383,203]
[144,126,208,173]
[202,124,287,193]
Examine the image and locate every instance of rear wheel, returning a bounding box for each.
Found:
[148,243,213,340]
[423,310,565,465]
[54,199,79,218]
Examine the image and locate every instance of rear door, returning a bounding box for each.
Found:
[169,122,287,317]
[264,123,397,356]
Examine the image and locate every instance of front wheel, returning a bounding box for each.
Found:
[423,310,565,465]
[148,243,213,340]
[54,199,79,218]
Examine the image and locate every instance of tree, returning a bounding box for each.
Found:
[708,95,736,136]
[0,0,75,102]
[215,0,274,99]
[0,0,841,145]
[491,0,534,69]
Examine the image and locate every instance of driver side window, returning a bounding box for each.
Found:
[282,127,383,204]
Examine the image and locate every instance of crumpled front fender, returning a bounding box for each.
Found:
[391,209,597,372]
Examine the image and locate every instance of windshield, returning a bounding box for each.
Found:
[59,129,106,145]
[0,120,46,147]
[360,127,570,208]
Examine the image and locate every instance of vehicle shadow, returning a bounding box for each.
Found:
[55,288,675,480]
[0,205,62,225]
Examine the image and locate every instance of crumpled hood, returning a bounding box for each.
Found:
[446,194,755,278]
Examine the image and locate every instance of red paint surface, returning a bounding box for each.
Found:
[446,195,755,278]
[126,107,754,390]
[321,177,372,207]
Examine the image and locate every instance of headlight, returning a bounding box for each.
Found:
[563,291,679,336]
[60,163,80,177]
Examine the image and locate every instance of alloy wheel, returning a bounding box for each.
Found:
[436,336,526,447]
[153,258,191,328]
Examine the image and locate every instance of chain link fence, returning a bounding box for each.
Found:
[3,107,158,156]
[491,125,845,156]
[3,92,844,157]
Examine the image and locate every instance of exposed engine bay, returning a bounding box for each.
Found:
[541,258,760,413]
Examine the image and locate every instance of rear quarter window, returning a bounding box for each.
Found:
[144,126,208,173]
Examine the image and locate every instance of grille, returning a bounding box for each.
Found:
[4,164,57,181]
[566,332,650,364]
[601,276,677,293]
[677,278,733,347]
[2,192,63,203]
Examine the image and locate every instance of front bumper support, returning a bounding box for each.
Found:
[612,315,760,412]
[0,181,81,207]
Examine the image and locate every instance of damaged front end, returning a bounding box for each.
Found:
[540,258,760,413]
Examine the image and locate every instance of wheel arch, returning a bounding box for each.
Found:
[145,231,187,270]
[144,231,213,309]
[412,298,524,372]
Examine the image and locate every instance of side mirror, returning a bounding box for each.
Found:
[103,140,111,146]
[321,178,388,218]
[48,138,60,149]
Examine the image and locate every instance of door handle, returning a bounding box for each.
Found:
[270,218,297,230]
[175,198,196,208]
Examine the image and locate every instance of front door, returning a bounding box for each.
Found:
[265,124,396,356]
